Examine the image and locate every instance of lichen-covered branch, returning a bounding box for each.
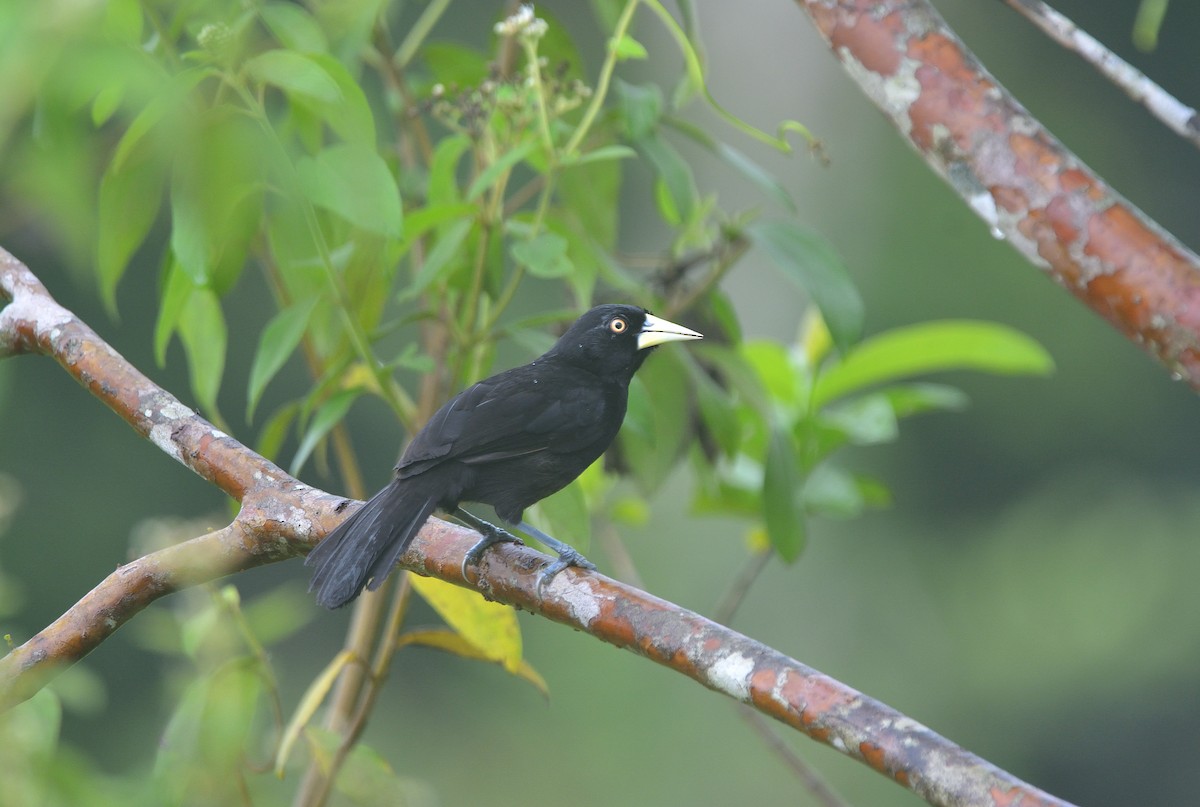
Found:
[1000,0,1200,150]
[795,0,1200,389]
[0,249,1073,806]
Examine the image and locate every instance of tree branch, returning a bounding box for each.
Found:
[0,249,1073,806]
[794,0,1200,390]
[999,0,1200,151]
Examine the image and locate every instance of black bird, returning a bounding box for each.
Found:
[306,304,702,608]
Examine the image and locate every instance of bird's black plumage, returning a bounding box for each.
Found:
[306,304,702,608]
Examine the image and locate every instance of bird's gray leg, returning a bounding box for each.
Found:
[515,521,597,591]
[455,508,596,591]
[455,507,523,579]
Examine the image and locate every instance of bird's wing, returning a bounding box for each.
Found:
[397,365,608,476]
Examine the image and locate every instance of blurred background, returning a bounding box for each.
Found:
[2,1,1199,805]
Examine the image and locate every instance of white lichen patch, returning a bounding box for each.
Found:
[147,400,194,462]
[706,651,755,702]
[286,505,313,534]
[838,49,921,138]
[149,423,182,461]
[546,574,601,626]
[159,400,193,420]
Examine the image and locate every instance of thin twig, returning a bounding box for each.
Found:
[593,522,645,590]
[737,705,853,807]
[713,546,853,806]
[1000,0,1200,150]
[713,548,772,626]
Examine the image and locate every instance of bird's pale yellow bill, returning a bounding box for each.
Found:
[637,314,703,350]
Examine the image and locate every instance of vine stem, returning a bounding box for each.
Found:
[562,0,640,157]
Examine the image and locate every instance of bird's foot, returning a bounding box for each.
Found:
[515,520,596,595]
[454,510,596,591]
[455,508,523,580]
[536,545,597,595]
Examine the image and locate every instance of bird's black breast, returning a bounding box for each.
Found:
[394,359,629,522]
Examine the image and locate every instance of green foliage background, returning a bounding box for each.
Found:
[2,1,1200,806]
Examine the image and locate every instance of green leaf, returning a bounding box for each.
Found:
[154,675,208,792]
[427,134,471,206]
[1133,0,1168,52]
[812,320,1055,408]
[155,257,192,366]
[802,464,864,520]
[404,217,473,299]
[256,401,299,462]
[248,297,318,420]
[169,175,210,286]
[762,426,804,562]
[297,144,402,238]
[103,0,144,43]
[244,50,341,103]
[402,202,477,243]
[666,117,797,214]
[91,84,123,127]
[612,33,648,60]
[749,220,864,353]
[291,387,361,476]
[97,151,164,314]
[559,144,637,167]
[690,362,742,456]
[408,576,523,673]
[742,340,800,407]
[641,0,819,155]
[531,477,591,553]
[295,54,377,148]
[466,140,537,201]
[511,232,571,278]
[691,453,763,519]
[638,134,696,223]
[260,2,328,52]
[544,212,601,304]
[2,690,62,762]
[692,343,770,414]
[111,69,208,174]
[589,0,623,29]
[881,382,969,418]
[177,286,226,417]
[168,111,265,293]
[423,42,489,87]
[618,349,692,493]
[819,394,898,446]
[615,80,662,141]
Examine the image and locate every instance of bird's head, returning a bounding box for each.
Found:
[548,304,703,379]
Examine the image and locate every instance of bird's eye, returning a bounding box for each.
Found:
[609,317,628,334]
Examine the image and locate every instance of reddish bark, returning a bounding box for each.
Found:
[796,0,1200,387]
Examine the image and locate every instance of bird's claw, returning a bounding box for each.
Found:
[535,546,597,595]
[461,527,522,581]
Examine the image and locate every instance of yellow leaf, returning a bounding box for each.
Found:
[275,649,358,777]
[744,525,770,554]
[800,310,832,368]
[339,361,381,395]
[408,577,522,673]
[398,628,549,697]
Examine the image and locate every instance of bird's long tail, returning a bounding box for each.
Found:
[306,478,440,609]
